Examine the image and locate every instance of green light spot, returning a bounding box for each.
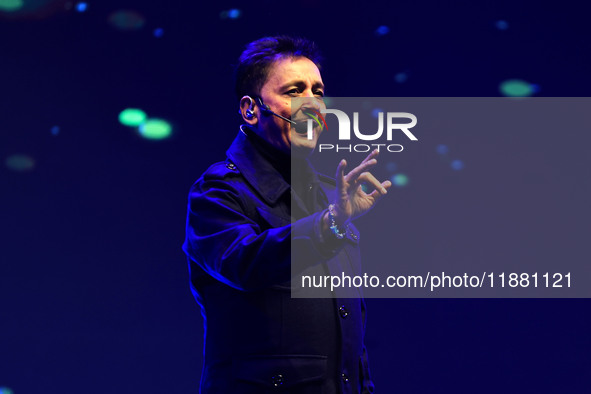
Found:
[391,173,408,187]
[108,10,146,30]
[119,108,147,127]
[0,387,14,394]
[0,0,23,12]
[139,119,172,140]
[5,154,35,171]
[499,79,534,97]
[321,97,333,108]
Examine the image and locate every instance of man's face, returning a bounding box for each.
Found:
[256,56,326,156]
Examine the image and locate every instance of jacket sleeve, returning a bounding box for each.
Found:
[182,174,342,292]
[360,298,375,393]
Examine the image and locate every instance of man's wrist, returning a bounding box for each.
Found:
[328,204,348,239]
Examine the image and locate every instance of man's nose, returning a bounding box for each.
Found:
[300,95,322,111]
[302,88,315,98]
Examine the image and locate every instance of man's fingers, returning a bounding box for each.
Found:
[345,158,378,184]
[335,159,348,198]
[357,172,388,194]
[367,180,392,201]
[336,159,347,183]
[361,149,380,165]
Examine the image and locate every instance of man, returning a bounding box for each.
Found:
[183,36,391,393]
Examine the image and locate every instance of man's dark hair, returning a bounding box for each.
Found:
[234,36,322,100]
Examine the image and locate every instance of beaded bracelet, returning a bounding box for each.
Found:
[328,204,347,239]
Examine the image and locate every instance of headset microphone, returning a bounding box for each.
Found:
[254,96,298,126]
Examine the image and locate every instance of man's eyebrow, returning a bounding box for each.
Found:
[280,80,325,90]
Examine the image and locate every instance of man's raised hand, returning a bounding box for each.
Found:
[332,149,392,226]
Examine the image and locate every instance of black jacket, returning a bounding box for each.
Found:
[183,128,374,393]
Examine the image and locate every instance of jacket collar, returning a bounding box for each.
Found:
[226,126,292,205]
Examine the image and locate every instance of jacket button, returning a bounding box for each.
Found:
[271,374,284,387]
[339,305,349,318]
[349,231,359,240]
[226,162,236,170]
[341,373,349,383]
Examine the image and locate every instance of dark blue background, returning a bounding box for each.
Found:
[1,0,590,392]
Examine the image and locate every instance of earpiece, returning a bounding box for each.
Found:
[242,96,255,120]
[240,95,296,125]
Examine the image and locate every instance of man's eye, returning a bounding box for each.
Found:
[286,89,300,95]
[314,91,324,97]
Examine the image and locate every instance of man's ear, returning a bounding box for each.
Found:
[239,96,258,126]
